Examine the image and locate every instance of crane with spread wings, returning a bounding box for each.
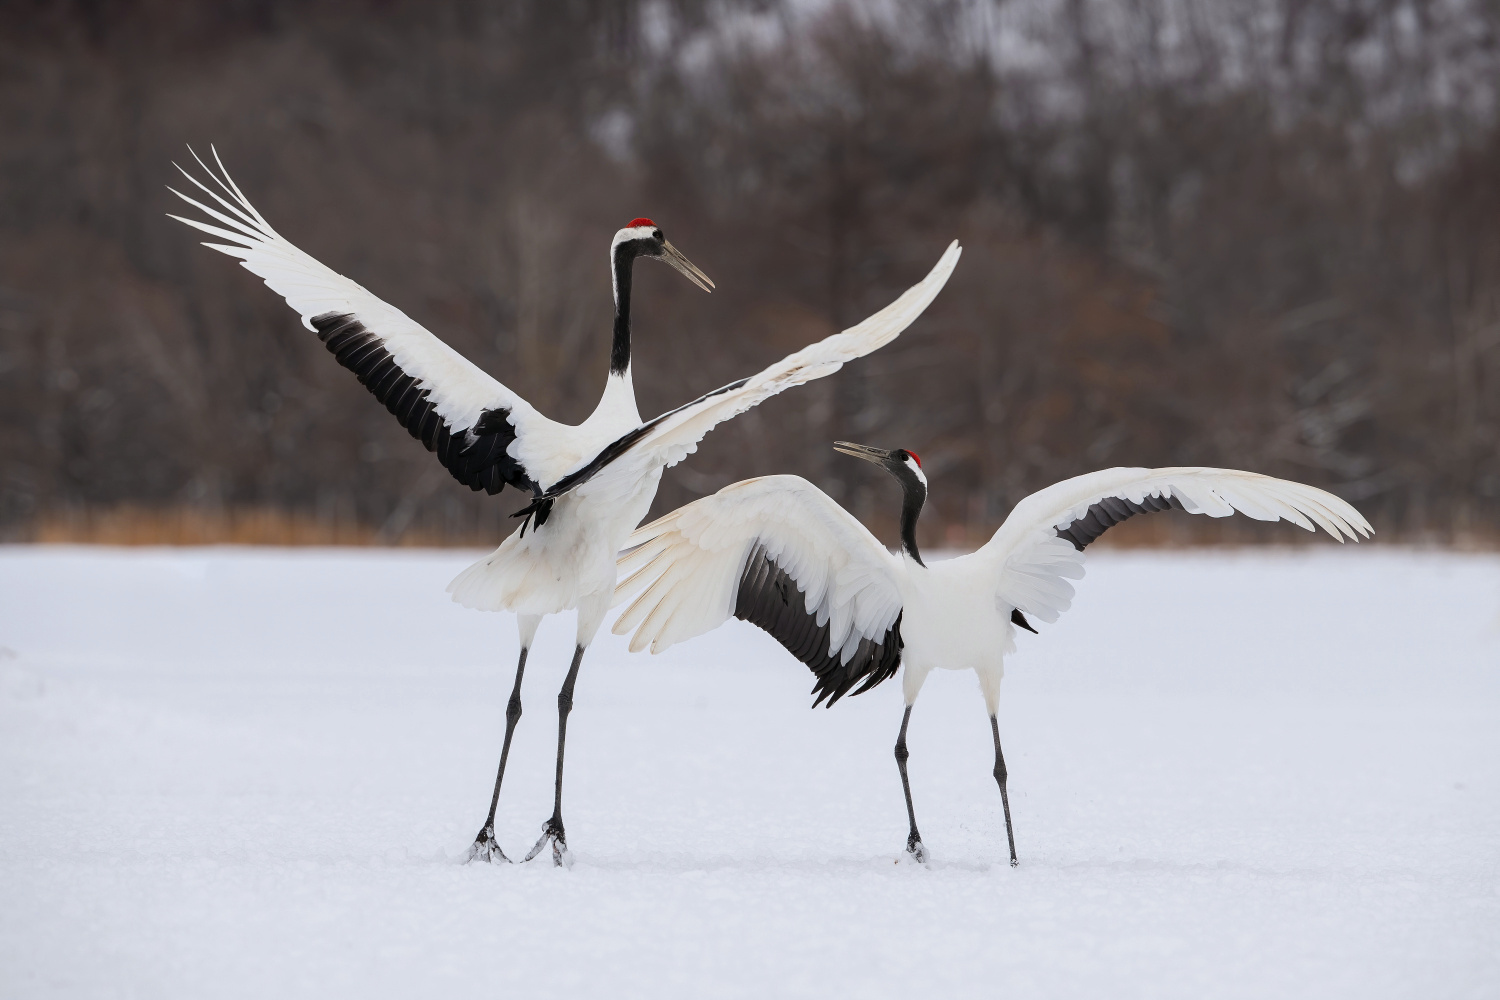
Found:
[169,149,961,864]
[613,443,1371,865]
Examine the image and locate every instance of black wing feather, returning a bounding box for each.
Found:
[734,544,903,708]
[1055,492,1186,550]
[311,312,538,496]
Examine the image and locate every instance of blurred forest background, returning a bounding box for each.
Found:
[2,0,1498,548]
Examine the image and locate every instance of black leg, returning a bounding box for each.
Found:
[990,714,1018,867]
[523,644,586,866]
[468,645,529,863]
[894,705,927,863]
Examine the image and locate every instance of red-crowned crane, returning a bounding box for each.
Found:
[611,442,1372,865]
[167,149,961,865]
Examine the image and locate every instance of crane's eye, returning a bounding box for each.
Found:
[653,230,663,241]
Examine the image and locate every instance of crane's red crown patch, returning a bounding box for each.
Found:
[628,218,656,228]
[906,450,922,468]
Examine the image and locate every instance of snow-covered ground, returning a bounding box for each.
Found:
[1,545,1497,998]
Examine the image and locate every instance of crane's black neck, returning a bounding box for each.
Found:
[610,241,640,376]
[898,474,927,567]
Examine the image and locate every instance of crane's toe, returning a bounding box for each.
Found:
[521,819,573,868]
[904,835,930,866]
[467,826,512,864]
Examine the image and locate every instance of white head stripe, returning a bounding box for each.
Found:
[612,225,659,248]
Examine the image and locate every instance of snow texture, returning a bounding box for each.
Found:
[2,545,1497,998]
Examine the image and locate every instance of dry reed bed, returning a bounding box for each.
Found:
[14,505,1497,550]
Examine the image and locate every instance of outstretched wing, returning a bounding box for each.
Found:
[522,241,962,515]
[979,467,1373,625]
[613,475,906,707]
[167,147,566,495]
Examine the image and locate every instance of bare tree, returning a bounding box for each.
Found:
[1,0,1496,545]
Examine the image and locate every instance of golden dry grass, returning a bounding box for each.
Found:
[23,505,480,547]
[13,505,1496,550]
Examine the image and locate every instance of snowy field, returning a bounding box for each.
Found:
[1,545,1498,998]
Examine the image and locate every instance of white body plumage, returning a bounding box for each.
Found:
[894,552,1018,709]
[445,373,656,635]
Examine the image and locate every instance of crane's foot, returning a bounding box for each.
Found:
[521,818,572,868]
[904,833,930,866]
[467,825,511,864]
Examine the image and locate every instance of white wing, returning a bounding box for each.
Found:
[530,242,962,508]
[978,466,1373,625]
[613,475,906,706]
[167,147,569,493]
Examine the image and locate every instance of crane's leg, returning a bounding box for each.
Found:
[895,705,928,864]
[522,643,586,867]
[990,714,1019,867]
[466,645,528,863]
[468,615,540,864]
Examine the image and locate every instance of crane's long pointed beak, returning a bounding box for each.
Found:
[833,441,893,466]
[660,240,714,292]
